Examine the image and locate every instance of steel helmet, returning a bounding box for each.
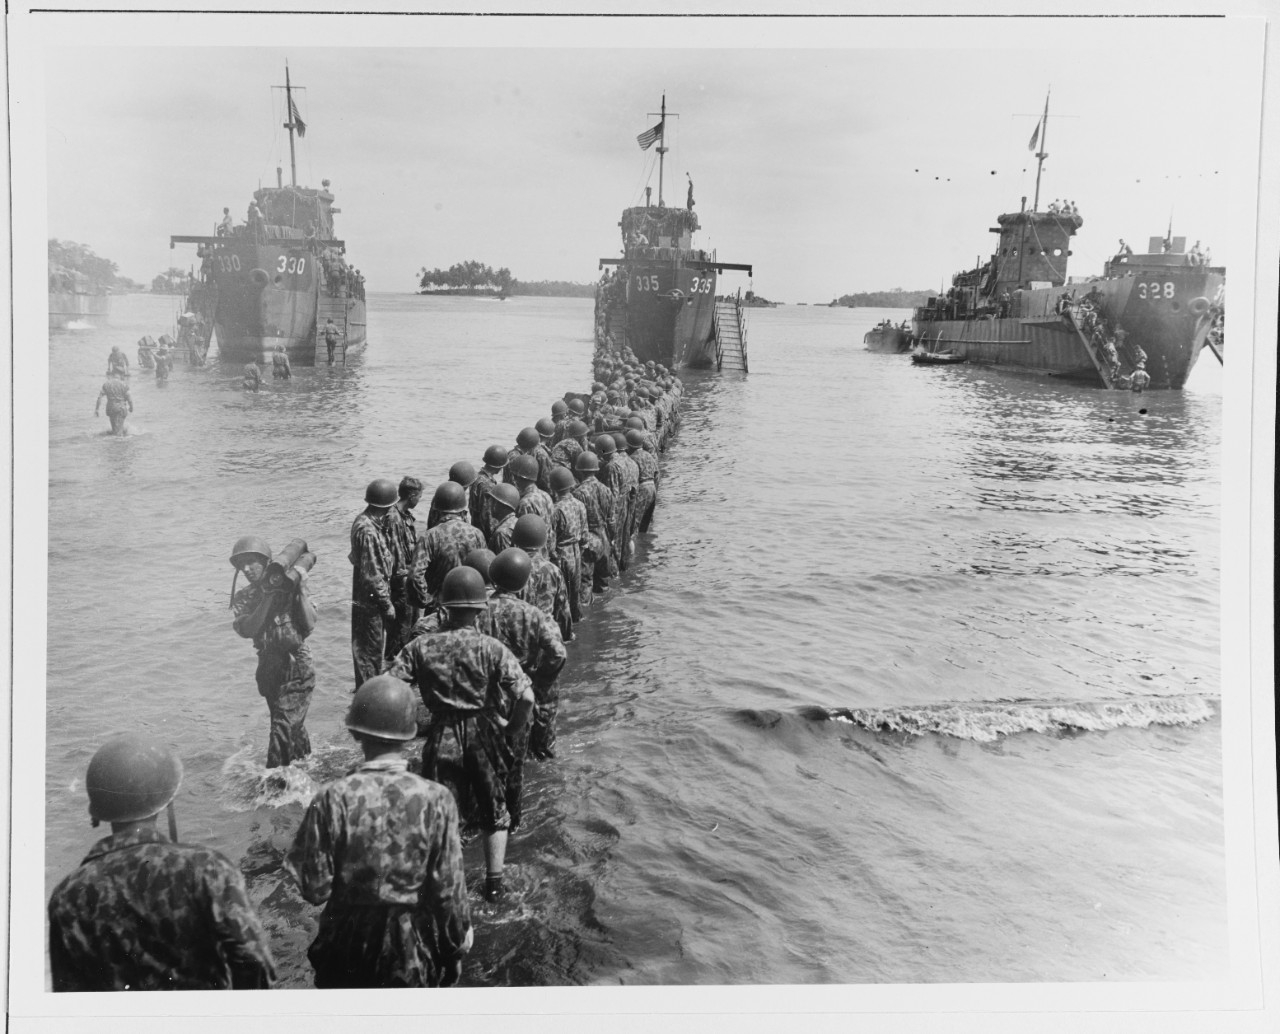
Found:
[549,466,576,494]
[624,415,645,430]
[625,429,646,449]
[574,451,600,473]
[229,535,272,567]
[365,478,398,507]
[535,417,556,438]
[489,482,520,513]
[439,566,489,609]
[509,454,540,482]
[595,434,617,456]
[483,444,509,468]
[346,675,417,742]
[551,399,569,417]
[611,431,629,451]
[431,481,468,513]
[462,548,496,585]
[490,547,533,592]
[512,514,548,550]
[449,460,478,487]
[516,426,541,450]
[568,398,586,415]
[86,734,184,824]
[566,419,589,438]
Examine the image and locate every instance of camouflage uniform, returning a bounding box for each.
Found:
[532,443,555,493]
[489,511,517,555]
[470,469,498,538]
[411,515,487,611]
[284,756,471,988]
[601,457,634,572]
[350,510,396,690]
[516,549,573,642]
[232,581,315,768]
[613,449,641,569]
[386,628,532,831]
[384,504,420,658]
[488,592,568,760]
[631,447,660,533]
[515,483,558,554]
[549,436,584,471]
[48,826,275,991]
[572,475,616,598]
[551,492,588,623]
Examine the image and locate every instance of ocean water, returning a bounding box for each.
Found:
[44,292,1224,987]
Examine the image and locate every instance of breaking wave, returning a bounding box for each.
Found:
[737,694,1217,743]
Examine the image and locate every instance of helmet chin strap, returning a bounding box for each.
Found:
[167,801,179,842]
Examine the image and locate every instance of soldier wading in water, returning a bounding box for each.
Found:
[285,676,473,988]
[387,566,535,902]
[47,734,276,990]
[230,535,317,769]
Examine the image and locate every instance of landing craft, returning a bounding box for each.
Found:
[595,95,753,372]
[169,65,366,367]
[910,92,1224,389]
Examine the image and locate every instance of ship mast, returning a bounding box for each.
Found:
[656,94,667,206]
[283,64,299,188]
[1031,89,1050,214]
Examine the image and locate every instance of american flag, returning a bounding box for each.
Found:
[290,96,306,138]
[636,122,662,150]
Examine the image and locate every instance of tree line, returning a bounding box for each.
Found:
[417,260,593,298]
[48,239,142,293]
[832,289,933,308]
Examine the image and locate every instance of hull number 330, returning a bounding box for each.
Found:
[277,255,307,275]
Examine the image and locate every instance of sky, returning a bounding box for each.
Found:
[32,14,1264,304]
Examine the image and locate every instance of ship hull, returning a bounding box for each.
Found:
[598,259,717,368]
[49,292,110,330]
[864,327,913,353]
[913,267,1224,389]
[207,239,366,366]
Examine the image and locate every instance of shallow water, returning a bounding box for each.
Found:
[45,293,1224,986]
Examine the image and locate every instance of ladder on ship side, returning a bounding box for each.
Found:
[314,287,351,366]
[1063,308,1115,389]
[713,291,748,373]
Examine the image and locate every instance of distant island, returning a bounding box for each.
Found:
[417,260,593,298]
[831,289,932,308]
[48,239,143,294]
[741,290,779,308]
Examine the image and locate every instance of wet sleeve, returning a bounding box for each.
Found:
[283,794,337,907]
[207,862,276,989]
[533,615,567,686]
[422,794,472,964]
[553,573,572,640]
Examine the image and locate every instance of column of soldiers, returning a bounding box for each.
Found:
[49,346,682,991]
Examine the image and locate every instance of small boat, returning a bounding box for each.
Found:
[912,350,966,366]
[864,319,913,353]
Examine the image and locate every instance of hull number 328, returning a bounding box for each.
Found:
[1136,281,1174,300]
